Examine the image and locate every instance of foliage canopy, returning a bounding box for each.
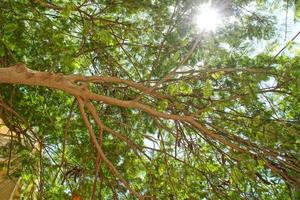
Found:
[0,0,300,199]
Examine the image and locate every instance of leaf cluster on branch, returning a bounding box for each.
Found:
[0,0,299,199]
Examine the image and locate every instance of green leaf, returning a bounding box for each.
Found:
[178,81,193,94]
[203,80,213,98]
[158,165,164,176]
[157,99,168,112]
[211,71,224,80]
[61,3,75,18]
[93,30,114,45]
[167,84,177,95]
[4,23,18,32]
[295,0,300,20]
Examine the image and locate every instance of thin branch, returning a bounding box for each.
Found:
[77,98,141,199]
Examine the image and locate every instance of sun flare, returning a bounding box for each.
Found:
[195,3,221,32]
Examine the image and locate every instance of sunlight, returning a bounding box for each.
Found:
[195,3,221,32]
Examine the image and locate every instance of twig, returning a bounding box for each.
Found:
[273,30,300,59]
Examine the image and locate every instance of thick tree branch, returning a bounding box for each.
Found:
[0,64,182,120]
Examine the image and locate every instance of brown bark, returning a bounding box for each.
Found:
[1,64,299,190]
[0,64,181,120]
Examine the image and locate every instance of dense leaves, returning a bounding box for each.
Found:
[0,0,299,199]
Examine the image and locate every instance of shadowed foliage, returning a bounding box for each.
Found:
[0,0,300,199]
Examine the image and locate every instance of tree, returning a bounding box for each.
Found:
[0,0,299,199]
